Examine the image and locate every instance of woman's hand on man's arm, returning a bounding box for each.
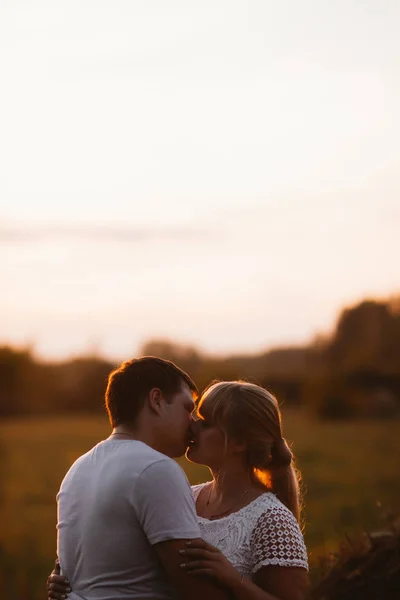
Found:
[154,538,231,600]
[180,539,309,600]
[46,560,71,600]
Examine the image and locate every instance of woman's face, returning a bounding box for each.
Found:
[185,401,228,469]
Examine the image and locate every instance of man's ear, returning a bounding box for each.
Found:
[147,388,164,415]
[231,437,247,454]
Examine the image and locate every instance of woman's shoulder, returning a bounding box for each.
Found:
[251,492,300,527]
[256,490,291,511]
[250,493,308,572]
[191,481,210,501]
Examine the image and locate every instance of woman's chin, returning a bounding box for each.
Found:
[185,444,201,463]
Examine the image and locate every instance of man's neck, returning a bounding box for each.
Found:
[110,425,170,457]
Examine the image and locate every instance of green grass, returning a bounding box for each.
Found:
[0,411,399,598]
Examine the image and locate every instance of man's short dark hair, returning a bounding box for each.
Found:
[105,356,198,427]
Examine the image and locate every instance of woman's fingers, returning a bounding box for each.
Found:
[181,559,214,571]
[53,559,61,574]
[186,539,218,552]
[180,548,215,559]
[46,581,70,595]
[47,590,68,600]
[48,576,69,586]
[187,568,215,577]
[47,582,70,593]
[46,561,71,600]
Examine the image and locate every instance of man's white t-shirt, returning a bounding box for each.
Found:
[57,439,201,600]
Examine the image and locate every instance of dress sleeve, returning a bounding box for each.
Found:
[250,504,308,573]
[191,482,209,502]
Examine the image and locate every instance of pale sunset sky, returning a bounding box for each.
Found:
[1,1,399,360]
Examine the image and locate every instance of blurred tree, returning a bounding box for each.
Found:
[306,298,400,418]
[0,296,398,419]
[0,346,36,416]
[54,357,114,413]
[328,300,399,373]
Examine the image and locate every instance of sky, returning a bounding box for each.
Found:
[1,0,399,360]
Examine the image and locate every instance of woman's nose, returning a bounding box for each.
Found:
[189,416,200,435]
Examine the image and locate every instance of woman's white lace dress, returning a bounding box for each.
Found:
[191,483,308,579]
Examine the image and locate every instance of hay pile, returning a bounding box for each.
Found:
[311,516,400,600]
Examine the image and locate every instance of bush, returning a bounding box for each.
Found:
[311,514,400,600]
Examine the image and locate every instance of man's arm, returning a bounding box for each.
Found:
[154,538,231,600]
[134,460,229,598]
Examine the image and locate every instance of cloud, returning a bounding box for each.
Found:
[0,223,212,244]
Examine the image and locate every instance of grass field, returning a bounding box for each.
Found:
[1,410,399,599]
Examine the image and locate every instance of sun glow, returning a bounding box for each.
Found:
[1,0,399,359]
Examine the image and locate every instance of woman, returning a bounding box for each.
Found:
[48,381,309,600]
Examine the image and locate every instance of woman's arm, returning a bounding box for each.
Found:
[180,539,309,600]
[249,565,309,600]
[48,542,308,600]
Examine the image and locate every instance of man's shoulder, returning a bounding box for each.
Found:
[63,443,99,473]
[108,440,176,475]
[61,440,172,483]
[138,449,187,483]
[131,441,171,464]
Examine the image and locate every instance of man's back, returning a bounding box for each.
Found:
[57,439,200,600]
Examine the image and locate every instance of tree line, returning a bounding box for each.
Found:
[1,297,399,419]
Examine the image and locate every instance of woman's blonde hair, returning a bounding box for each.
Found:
[197,380,302,523]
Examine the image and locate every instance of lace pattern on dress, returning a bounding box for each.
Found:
[191,483,308,578]
[250,506,308,573]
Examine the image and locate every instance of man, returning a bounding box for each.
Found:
[49,356,229,600]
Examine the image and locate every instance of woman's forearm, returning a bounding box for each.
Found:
[229,576,298,600]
